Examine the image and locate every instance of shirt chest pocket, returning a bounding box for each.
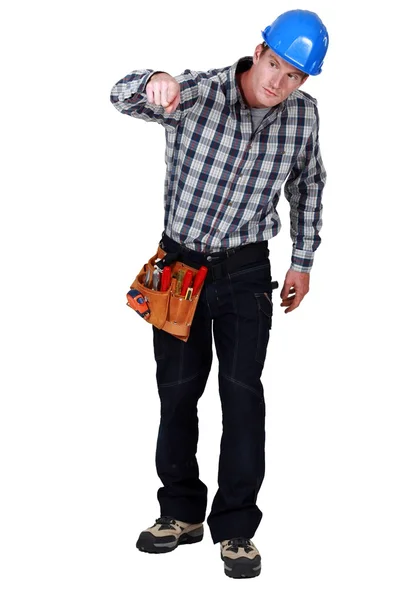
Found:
[243,145,295,178]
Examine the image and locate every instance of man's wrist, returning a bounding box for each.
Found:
[289,264,312,274]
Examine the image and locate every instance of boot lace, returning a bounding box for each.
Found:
[226,537,253,553]
[155,516,177,530]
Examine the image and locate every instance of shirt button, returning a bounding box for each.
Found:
[207,255,213,262]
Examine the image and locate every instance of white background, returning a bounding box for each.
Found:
[1,0,399,598]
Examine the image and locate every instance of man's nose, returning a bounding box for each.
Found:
[270,73,284,89]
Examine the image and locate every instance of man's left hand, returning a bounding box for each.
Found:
[280,269,310,313]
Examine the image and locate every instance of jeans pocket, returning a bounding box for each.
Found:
[254,291,273,365]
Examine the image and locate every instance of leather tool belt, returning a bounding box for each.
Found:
[127,246,206,342]
[127,235,277,342]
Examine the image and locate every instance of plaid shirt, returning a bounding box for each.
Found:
[110,57,326,272]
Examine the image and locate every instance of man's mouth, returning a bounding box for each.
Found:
[263,87,277,97]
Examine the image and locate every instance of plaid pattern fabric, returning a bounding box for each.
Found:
[110,57,326,272]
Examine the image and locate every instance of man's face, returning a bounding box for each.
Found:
[250,45,308,107]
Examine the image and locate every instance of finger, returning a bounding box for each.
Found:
[281,290,304,306]
[167,84,178,103]
[170,92,180,110]
[280,290,296,304]
[285,293,305,313]
[280,283,293,300]
[165,93,180,114]
[285,298,301,313]
[280,285,288,300]
[153,86,161,105]
[146,85,154,104]
[160,82,170,108]
[280,298,294,307]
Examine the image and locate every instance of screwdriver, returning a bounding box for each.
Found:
[192,266,208,296]
[181,270,193,297]
[160,266,171,291]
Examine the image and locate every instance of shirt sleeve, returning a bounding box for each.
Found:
[109,68,205,129]
[284,105,327,273]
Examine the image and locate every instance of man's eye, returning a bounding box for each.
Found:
[289,74,299,80]
[269,61,277,68]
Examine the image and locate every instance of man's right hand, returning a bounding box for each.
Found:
[146,73,180,114]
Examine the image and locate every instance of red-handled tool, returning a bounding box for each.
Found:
[160,265,172,291]
[192,266,208,296]
[181,270,193,296]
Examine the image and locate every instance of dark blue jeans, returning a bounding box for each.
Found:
[152,234,275,543]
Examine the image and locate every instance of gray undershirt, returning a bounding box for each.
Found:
[250,107,271,134]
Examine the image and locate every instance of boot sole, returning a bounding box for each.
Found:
[222,555,262,579]
[136,526,204,554]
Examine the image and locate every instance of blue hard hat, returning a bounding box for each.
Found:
[261,10,329,76]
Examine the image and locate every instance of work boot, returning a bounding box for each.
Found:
[136,516,204,553]
[220,537,261,578]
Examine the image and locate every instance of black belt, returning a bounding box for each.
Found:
[158,233,270,282]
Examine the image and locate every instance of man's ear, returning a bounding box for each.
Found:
[297,74,309,89]
[253,43,264,65]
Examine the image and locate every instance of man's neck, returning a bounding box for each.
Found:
[236,69,254,107]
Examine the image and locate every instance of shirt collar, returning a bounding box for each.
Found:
[227,57,252,107]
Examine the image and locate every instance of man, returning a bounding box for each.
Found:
[110,9,329,579]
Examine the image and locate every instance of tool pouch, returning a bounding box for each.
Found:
[128,246,206,342]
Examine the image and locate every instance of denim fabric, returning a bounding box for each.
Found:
[153,241,274,543]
